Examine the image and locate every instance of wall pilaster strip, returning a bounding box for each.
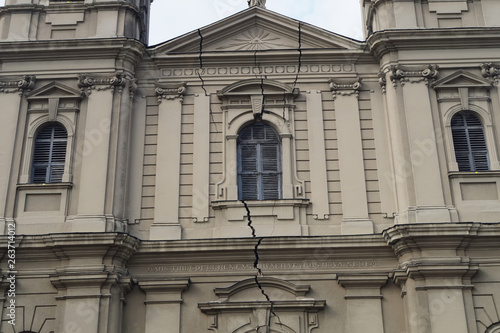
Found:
[75,75,117,228]
[329,79,373,234]
[192,94,211,222]
[369,87,397,218]
[305,90,330,220]
[150,82,186,240]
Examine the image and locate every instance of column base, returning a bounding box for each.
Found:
[149,223,182,240]
[341,218,374,235]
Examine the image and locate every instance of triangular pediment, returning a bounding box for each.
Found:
[27,81,82,100]
[433,70,492,89]
[150,7,363,55]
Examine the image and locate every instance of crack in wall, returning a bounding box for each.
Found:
[197,29,219,133]
[242,200,284,332]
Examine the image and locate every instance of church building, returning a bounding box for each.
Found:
[0,0,499,332]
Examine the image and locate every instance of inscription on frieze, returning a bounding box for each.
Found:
[147,260,377,273]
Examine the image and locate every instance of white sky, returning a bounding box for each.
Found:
[0,0,365,45]
[149,0,364,45]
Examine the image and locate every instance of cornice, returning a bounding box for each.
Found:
[367,28,500,59]
[0,38,146,62]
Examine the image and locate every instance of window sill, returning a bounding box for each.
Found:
[17,182,73,190]
[212,199,310,221]
[448,171,500,179]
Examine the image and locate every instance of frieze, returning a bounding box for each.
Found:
[77,72,127,96]
[162,64,354,78]
[147,260,378,273]
[0,75,36,95]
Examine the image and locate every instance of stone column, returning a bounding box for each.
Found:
[139,279,190,333]
[338,275,388,333]
[0,75,35,232]
[305,90,330,220]
[150,82,186,240]
[387,65,453,223]
[329,79,373,234]
[75,73,126,231]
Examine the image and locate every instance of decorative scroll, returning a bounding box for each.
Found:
[388,64,439,87]
[481,63,500,85]
[77,72,127,96]
[155,82,186,103]
[329,78,362,99]
[0,75,36,95]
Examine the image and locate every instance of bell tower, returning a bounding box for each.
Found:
[0,0,152,43]
[362,0,500,36]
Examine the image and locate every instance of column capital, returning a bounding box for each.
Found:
[328,77,362,100]
[77,72,127,96]
[387,64,439,87]
[155,82,187,104]
[481,62,500,85]
[0,75,36,95]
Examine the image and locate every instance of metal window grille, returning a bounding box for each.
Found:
[31,123,68,183]
[238,122,282,200]
[451,111,489,172]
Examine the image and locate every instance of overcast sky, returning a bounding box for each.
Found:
[148,0,364,45]
[0,0,365,45]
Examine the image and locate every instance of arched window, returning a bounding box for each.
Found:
[31,123,67,183]
[451,111,489,172]
[238,122,281,200]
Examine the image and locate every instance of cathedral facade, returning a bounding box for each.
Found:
[0,0,500,332]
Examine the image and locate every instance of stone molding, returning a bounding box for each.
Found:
[0,75,36,95]
[77,72,127,96]
[155,82,186,103]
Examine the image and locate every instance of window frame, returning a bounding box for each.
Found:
[31,122,68,183]
[237,122,282,201]
[450,111,489,172]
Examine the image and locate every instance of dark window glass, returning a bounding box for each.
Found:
[238,122,281,200]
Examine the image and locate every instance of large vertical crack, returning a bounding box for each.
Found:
[242,200,283,331]
[197,29,219,133]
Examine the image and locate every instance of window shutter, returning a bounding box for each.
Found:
[238,123,281,200]
[32,123,68,183]
[451,112,489,172]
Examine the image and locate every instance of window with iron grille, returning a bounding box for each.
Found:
[451,111,489,172]
[238,122,281,200]
[31,123,67,183]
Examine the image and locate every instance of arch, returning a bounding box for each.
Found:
[28,114,75,138]
[444,104,492,127]
[486,322,500,333]
[219,78,297,96]
[214,277,310,300]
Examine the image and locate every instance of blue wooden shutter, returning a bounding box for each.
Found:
[238,123,281,200]
[32,123,68,183]
[451,112,489,171]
